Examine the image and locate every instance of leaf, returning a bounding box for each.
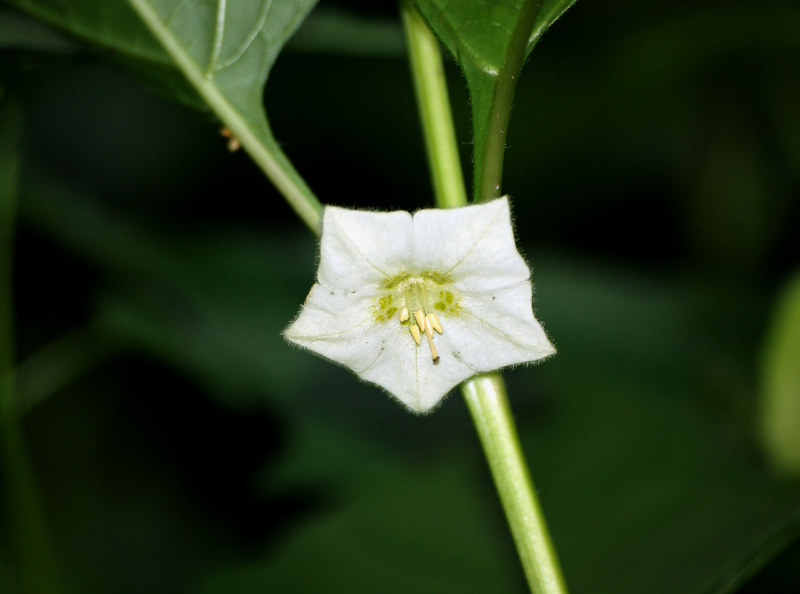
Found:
[704,510,800,593]
[199,444,526,594]
[6,0,323,229]
[2,1,211,109]
[124,0,323,229]
[413,0,579,200]
[0,8,77,54]
[760,271,800,477]
[19,167,317,412]
[3,0,169,62]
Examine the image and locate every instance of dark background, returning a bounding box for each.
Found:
[2,0,800,592]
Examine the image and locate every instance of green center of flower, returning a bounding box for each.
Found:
[373,272,461,363]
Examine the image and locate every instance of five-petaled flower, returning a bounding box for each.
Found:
[284,197,555,414]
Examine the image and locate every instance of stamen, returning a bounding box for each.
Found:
[425,329,439,362]
[414,309,426,331]
[409,324,421,345]
[390,276,448,363]
[427,313,443,334]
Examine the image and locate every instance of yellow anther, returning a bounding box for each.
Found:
[425,330,439,362]
[414,309,426,331]
[427,313,443,334]
[392,281,446,362]
[409,324,421,345]
[424,316,433,338]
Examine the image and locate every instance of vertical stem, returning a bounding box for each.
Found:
[0,98,62,594]
[462,376,568,594]
[401,0,467,209]
[402,5,567,593]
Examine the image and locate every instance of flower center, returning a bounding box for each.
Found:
[398,280,443,363]
[373,273,460,363]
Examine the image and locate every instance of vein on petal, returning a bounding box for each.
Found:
[328,215,392,281]
[441,201,505,277]
[288,310,373,342]
[458,307,544,353]
[353,325,402,375]
[354,342,386,375]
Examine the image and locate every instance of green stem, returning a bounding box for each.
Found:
[0,98,62,594]
[402,5,567,593]
[401,1,467,209]
[462,376,568,594]
[476,0,542,203]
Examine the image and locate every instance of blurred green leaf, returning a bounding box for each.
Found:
[760,272,800,477]
[414,0,578,199]
[20,167,316,411]
[200,443,525,594]
[3,0,204,107]
[704,510,800,593]
[0,8,76,53]
[2,0,167,61]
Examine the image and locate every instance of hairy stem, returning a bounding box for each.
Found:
[402,1,467,209]
[462,376,568,593]
[402,5,567,592]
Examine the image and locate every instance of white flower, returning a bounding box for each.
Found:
[284,197,555,414]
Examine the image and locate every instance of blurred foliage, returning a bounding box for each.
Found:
[760,273,800,477]
[1,0,800,593]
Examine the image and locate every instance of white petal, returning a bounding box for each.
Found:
[445,280,556,371]
[411,197,529,292]
[317,206,412,291]
[284,284,379,371]
[358,327,476,413]
[286,286,463,413]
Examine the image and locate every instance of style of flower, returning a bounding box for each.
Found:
[284,197,555,414]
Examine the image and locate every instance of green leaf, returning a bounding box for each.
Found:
[2,0,168,62]
[704,510,800,594]
[199,446,525,594]
[413,0,579,201]
[760,271,800,477]
[6,0,323,231]
[0,93,65,594]
[125,0,323,230]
